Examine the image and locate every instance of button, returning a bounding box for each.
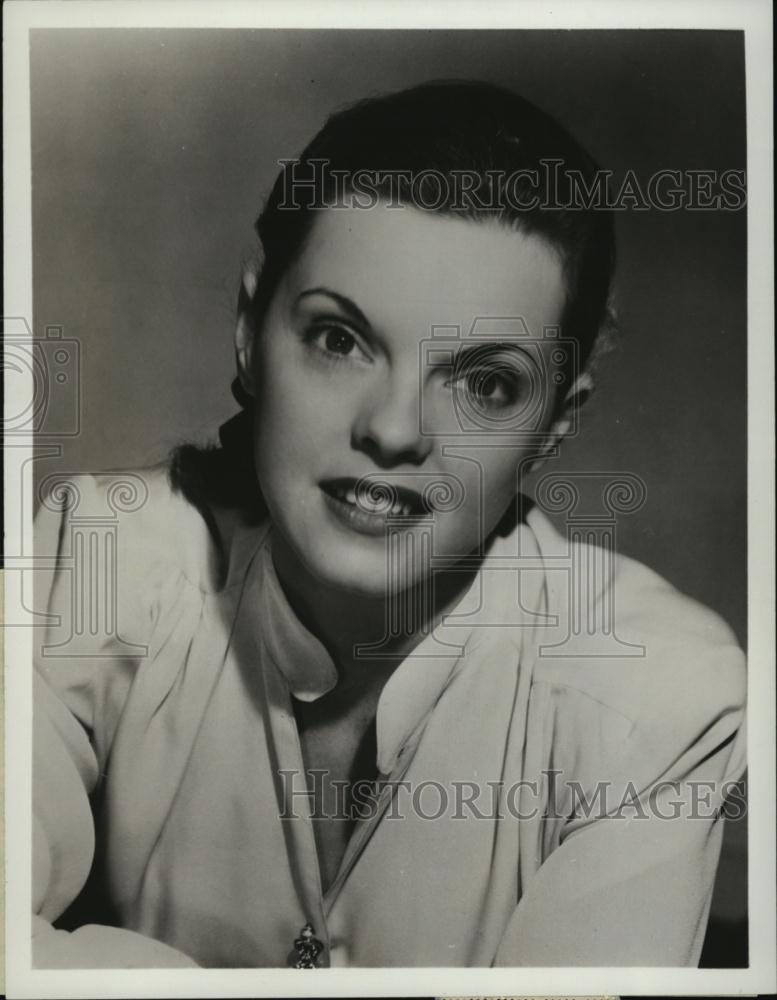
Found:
[290,922,324,969]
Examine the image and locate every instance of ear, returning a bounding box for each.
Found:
[234,266,259,397]
[527,371,594,473]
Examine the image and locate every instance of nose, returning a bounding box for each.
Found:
[352,376,433,467]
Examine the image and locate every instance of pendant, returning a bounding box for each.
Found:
[291,922,324,968]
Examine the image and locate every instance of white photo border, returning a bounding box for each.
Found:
[4,0,775,996]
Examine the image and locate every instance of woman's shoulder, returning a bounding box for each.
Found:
[524,506,746,752]
[36,462,269,594]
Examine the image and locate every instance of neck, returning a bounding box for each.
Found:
[269,532,480,674]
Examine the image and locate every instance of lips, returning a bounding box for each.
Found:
[321,477,429,517]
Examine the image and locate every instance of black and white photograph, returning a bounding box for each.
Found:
[3,1,775,997]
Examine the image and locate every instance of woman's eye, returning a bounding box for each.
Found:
[308,324,369,363]
[473,371,501,400]
[323,327,356,355]
[452,365,521,410]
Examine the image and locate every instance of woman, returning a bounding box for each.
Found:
[33,81,746,968]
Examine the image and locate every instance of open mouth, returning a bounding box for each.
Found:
[320,477,431,532]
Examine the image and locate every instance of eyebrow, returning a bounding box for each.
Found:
[296,287,371,329]
[296,290,535,367]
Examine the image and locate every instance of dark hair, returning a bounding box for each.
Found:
[170,80,616,517]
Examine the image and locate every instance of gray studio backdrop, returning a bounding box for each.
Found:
[30,29,747,943]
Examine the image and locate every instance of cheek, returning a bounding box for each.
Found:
[423,454,520,560]
[445,450,524,515]
[251,338,356,472]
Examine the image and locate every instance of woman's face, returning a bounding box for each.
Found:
[245,204,569,596]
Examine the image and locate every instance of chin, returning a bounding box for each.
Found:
[300,529,443,599]
[305,540,402,598]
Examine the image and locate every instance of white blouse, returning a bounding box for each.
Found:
[33,466,746,968]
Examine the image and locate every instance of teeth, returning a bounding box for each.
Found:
[334,485,356,504]
[331,484,420,516]
[388,502,413,516]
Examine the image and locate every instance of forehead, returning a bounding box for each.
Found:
[282,204,566,339]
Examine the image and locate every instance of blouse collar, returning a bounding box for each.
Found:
[258,539,340,702]
[244,515,541,775]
